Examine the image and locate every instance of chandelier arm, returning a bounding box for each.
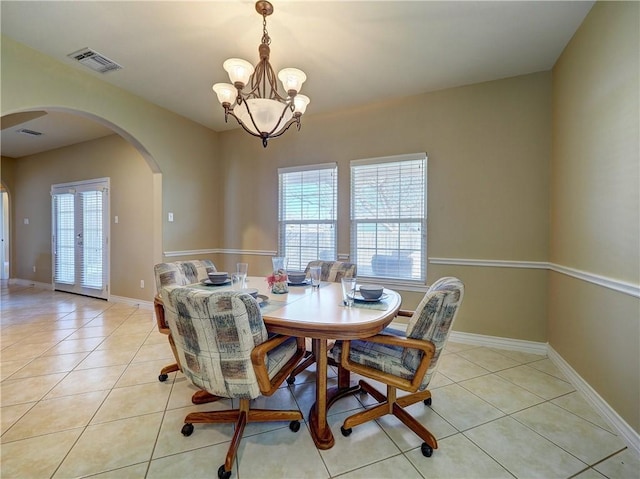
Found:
[267,116,301,139]
[225,111,265,139]
[245,99,294,137]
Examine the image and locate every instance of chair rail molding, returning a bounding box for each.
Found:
[428,257,640,298]
[164,248,277,258]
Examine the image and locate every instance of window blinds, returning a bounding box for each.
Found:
[53,193,75,284]
[350,153,427,281]
[278,164,337,271]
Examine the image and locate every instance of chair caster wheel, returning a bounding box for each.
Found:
[341,426,352,437]
[218,465,231,479]
[286,376,296,385]
[158,373,168,382]
[424,397,432,406]
[181,423,194,436]
[289,420,301,432]
[421,442,433,457]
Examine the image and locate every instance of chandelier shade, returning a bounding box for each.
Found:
[211,1,310,147]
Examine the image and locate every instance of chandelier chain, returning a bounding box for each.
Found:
[261,13,271,46]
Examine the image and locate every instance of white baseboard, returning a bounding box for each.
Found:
[547,346,640,458]
[9,278,53,290]
[8,278,153,310]
[108,295,153,310]
[449,330,549,355]
[396,325,639,458]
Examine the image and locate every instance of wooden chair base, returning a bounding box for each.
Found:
[183,398,303,478]
[158,362,179,382]
[342,380,438,451]
[191,390,224,405]
[287,351,315,383]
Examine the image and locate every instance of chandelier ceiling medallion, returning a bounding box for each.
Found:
[212,1,310,147]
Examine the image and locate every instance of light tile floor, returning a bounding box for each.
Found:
[1,283,637,479]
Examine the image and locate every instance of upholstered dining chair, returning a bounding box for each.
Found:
[328,277,464,458]
[286,260,357,384]
[162,286,306,479]
[153,260,216,383]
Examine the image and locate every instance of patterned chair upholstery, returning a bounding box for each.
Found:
[153,260,217,384]
[303,260,357,282]
[162,286,306,479]
[287,260,357,384]
[328,277,464,458]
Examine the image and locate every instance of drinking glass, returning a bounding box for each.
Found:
[236,262,248,288]
[231,273,243,290]
[271,257,287,272]
[341,277,357,306]
[310,265,322,289]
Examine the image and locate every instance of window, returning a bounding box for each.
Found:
[278,164,337,271]
[351,153,426,282]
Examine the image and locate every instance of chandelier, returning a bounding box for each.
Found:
[212,1,310,148]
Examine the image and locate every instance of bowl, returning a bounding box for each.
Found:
[208,272,228,283]
[287,271,307,284]
[359,285,384,299]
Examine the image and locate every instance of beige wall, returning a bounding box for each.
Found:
[1,36,222,273]
[217,72,552,341]
[550,1,639,431]
[7,135,156,299]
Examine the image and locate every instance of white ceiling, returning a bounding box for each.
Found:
[1,0,594,158]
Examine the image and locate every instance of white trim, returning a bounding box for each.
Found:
[8,278,53,290]
[163,249,217,257]
[389,323,548,356]
[108,295,153,310]
[548,346,640,457]
[350,151,427,167]
[429,257,548,270]
[215,248,278,256]
[428,257,639,298]
[448,331,549,355]
[163,248,277,257]
[278,162,337,174]
[387,325,639,457]
[549,263,640,298]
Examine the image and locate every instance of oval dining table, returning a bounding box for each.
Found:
[171,275,402,450]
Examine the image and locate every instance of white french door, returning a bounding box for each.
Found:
[52,178,110,299]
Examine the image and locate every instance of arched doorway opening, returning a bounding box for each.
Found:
[0,108,163,302]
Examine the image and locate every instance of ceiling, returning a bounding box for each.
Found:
[1,1,594,158]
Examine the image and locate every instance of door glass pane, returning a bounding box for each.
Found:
[81,190,103,289]
[54,193,75,284]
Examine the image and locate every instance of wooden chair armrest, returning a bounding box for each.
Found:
[251,335,305,395]
[153,295,170,334]
[340,334,435,392]
[397,309,414,318]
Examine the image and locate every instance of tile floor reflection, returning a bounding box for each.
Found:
[1,283,636,478]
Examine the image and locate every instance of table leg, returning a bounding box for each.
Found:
[308,338,335,449]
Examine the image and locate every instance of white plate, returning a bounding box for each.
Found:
[256,294,269,307]
[352,292,388,303]
[201,279,231,286]
[288,279,310,286]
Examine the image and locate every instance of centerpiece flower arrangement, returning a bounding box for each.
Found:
[267,269,289,294]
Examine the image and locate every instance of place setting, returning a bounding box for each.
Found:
[287,270,310,286]
[341,280,389,310]
[201,271,231,286]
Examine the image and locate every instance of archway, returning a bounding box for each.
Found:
[0,107,163,301]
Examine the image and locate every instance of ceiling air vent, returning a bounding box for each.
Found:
[16,128,43,136]
[67,48,122,74]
